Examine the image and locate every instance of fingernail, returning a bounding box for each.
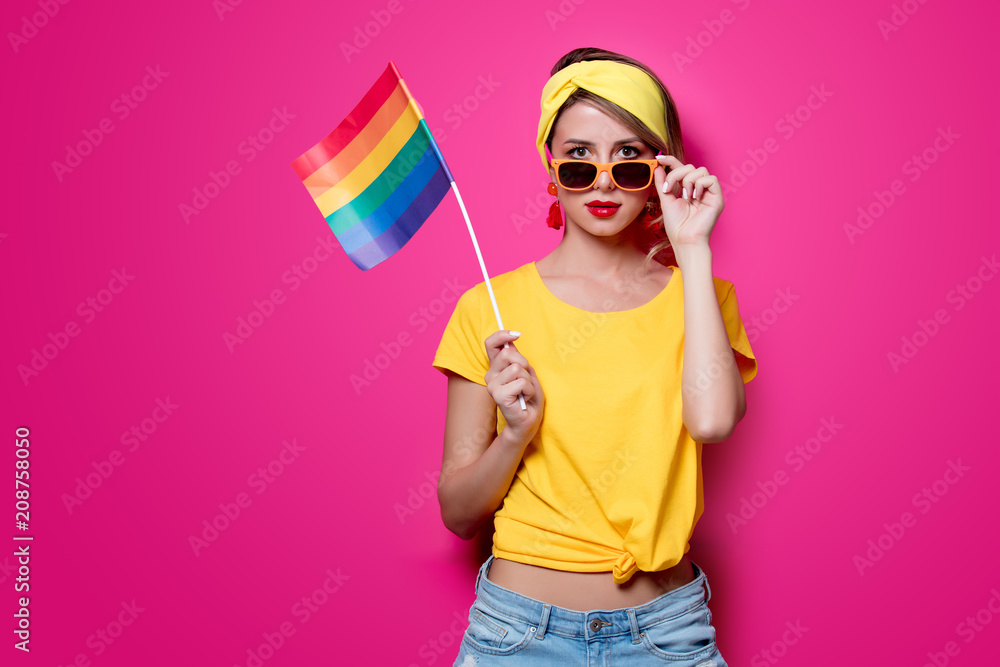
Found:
[662,180,669,194]
[510,330,521,337]
[683,187,688,200]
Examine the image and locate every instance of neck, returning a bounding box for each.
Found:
[546,219,652,279]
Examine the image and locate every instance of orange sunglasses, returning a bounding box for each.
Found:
[550,159,661,191]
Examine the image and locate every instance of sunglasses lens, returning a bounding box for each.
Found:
[558,162,598,189]
[612,162,652,189]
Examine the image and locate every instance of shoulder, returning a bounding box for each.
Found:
[713,275,735,299]
[456,261,535,303]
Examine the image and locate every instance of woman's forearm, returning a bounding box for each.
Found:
[675,243,746,442]
[438,428,530,540]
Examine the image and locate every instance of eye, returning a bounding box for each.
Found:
[619,145,641,158]
[567,145,589,158]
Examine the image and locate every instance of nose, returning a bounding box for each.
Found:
[594,166,615,190]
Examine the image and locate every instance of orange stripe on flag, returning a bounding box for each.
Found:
[300,84,410,197]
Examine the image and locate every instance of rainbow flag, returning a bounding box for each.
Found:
[291,62,454,271]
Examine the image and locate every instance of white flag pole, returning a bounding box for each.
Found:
[400,67,526,411]
[447,181,528,411]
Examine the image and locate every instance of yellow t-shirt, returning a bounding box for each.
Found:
[431,260,757,584]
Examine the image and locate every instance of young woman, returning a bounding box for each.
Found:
[432,47,758,666]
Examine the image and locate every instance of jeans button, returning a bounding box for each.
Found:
[590,619,601,632]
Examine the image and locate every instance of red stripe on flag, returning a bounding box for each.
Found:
[291,63,400,180]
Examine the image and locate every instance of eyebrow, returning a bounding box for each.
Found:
[562,137,644,147]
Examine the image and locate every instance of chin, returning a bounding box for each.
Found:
[575,212,638,232]
[580,222,634,237]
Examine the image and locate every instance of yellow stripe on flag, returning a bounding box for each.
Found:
[313,103,420,217]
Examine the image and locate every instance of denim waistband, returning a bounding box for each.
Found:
[473,555,711,642]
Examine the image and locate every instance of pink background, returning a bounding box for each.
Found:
[4,0,998,664]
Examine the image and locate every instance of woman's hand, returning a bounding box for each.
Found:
[484,330,544,447]
[652,154,725,249]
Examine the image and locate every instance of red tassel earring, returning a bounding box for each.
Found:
[638,199,662,229]
[546,182,563,230]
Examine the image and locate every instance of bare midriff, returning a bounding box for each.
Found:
[486,554,695,612]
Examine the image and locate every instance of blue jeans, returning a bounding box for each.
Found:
[453,555,728,666]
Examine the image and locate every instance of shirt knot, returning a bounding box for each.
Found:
[613,551,637,584]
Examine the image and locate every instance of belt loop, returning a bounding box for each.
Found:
[692,560,711,604]
[535,603,552,640]
[627,608,642,644]
[475,555,492,594]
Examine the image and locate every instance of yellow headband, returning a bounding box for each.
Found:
[537,60,669,173]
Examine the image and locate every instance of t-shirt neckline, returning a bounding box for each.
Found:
[527,260,679,317]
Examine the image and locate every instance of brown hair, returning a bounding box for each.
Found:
[545,47,684,272]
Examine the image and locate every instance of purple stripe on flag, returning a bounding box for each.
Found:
[347,168,451,270]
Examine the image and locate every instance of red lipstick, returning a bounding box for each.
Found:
[585,200,620,218]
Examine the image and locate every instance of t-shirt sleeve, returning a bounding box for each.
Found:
[432,286,490,386]
[719,281,758,384]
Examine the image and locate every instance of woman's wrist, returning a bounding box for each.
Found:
[499,425,532,450]
[672,242,712,268]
